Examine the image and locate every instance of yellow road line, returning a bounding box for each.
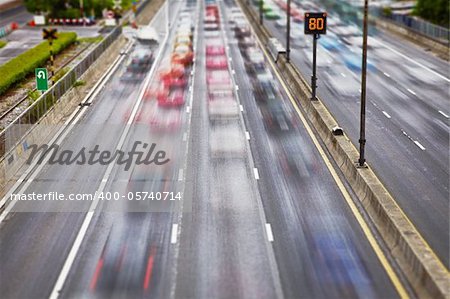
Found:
[248,14,410,298]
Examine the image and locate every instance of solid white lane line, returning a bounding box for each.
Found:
[382,111,391,119]
[376,40,450,83]
[340,72,346,77]
[414,141,426,151]
[438,110,449,119]
[265,223,274,242]
[178,169,184,181]
[171,224,178,244]
[245,131,250,140]
[253,168,260,180]
[407,88,416,95]
[235,85,239,91]
[383,72,391,78]
[239,104,244,112]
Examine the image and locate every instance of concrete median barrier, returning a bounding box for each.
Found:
[236,0,450,297]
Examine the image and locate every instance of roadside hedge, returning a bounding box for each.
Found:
[0,32,77,95]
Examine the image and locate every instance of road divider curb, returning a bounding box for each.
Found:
[236,0,450,298]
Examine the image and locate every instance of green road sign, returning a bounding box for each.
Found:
[35,68,48,91]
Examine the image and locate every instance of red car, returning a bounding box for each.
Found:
[206,56,228,70]
[158,88,185,107]
[206,70,231,86]
[206,44,226,56]
[162,76,187,89]
[159,64,185,81]
[149,109,182,132]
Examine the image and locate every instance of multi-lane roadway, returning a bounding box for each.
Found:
[1,0,445,298]
[247,0,449,268]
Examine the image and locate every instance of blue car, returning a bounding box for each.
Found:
[343,53,375,72]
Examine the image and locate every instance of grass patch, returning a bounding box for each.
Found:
[52,67,69,82]
[77,36,103,43]
[0,32,77,96]
[0,40,6,49]
[73,80,86,87]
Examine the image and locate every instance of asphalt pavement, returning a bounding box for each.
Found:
[0,0,422,298]
[248,0,449,267]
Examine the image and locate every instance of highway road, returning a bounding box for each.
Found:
[0,0,425,298]
[247,0,449,267]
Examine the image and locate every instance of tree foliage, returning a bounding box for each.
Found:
[414,0,450,27]
[24,0,131,18]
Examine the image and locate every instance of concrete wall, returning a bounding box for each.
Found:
[236,0,450,298]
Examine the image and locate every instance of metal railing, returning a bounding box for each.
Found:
[0,26,122,158]
[384,13,450,43]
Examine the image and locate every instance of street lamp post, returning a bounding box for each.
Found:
[358,0,369,166]
[259,0,263,25]
[286,0,291,61]
[79,0,85,26]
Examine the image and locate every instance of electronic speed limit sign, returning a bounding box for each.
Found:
[304,12,327,35]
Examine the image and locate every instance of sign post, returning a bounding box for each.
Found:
[35,68,48,91]
[304,12,327,101]
[42,28,58,82]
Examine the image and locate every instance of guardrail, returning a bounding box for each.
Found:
[383,13,450,43]
[0,26,122,158]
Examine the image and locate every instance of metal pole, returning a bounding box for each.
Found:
[311,34,318,100]
[358,0,369,166]
[259,0,263,25]
[80,0,85,26]
[286,0,291,61]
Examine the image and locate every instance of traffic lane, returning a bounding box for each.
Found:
[59,212,176,299]
[0,32,161,299]
[291,46,449,264]
[258,16,449,264]
[55,2,193,297]
[222,5,400,297]
[267,18,450,119]
[175,9,280,298]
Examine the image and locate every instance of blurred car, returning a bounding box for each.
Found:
[161,76,187,89]
[204,15,218,24]
[207,70,233,93]
[136,26,159,44]
[265,10,281,20]
[206,44,226,56]
[121,49,153,82]
[175,35,192,48]
[149,109,182,132]
[260,97,295,133]
[254,78,278,103]
[206,56,228,70]
[157,88,185,107]
[342,53,375,72]
[238,36,255,50]
[172,45,194,65]
[275,18,287,28]
[208,98,240,121]
[159,64,185,81]
[204,23,220,31]
[235,25,251,39]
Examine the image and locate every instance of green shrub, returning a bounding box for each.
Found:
[0,40,6,49]
[0,32,77,96]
